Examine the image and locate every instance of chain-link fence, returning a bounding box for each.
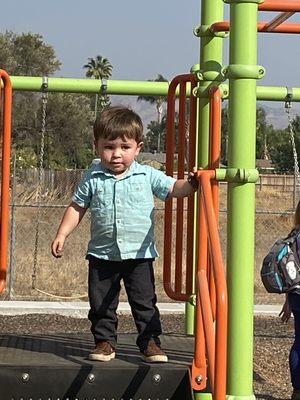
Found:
[4,163,298,304]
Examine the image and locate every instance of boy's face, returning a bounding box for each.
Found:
[95,136,143,174]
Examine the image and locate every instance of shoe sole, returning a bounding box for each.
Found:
[88,352,116,362]
[142,355,168,363]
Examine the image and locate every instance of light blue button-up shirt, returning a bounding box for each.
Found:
[72,161,176,261]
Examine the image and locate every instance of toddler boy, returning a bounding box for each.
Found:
[51,106,198,363]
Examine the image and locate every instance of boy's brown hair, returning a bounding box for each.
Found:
[93,106,143,143]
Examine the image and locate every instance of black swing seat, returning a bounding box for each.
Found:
[0,333,194,400]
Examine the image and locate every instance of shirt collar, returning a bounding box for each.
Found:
[91,160,145,178]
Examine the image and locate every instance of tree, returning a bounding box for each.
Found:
[37,93,95,169]
[145,119,166,153]
[137,74,168,152]
[0,31,64,168]
[221,106,275,165]
[269,116,300,174]
[0,31,61,76]
[83,55,113,117]
[256,106,271,160]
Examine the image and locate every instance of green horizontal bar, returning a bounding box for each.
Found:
[10,76,192,97]
[220,84,300,101]
[9,76,300,102]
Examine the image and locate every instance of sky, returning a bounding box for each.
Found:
[1,0,300,126]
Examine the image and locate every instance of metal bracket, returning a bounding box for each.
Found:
[216,168,259,183]
[188,294,196,306]
[224,0,264,4]
[193,84,228,99]
[222,64,265,80]
[193,25,229,38]
[41,76,48,101]
[100,78,107,95]
[41,76,48,91]
[285,86,293,109]
[194,69,224,83]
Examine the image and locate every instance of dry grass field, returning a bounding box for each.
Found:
[1,179,296,305]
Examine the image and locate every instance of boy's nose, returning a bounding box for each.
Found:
[112,149,122,157]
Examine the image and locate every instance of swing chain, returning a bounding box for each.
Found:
[285,89,300,207]
[32,77,48,289]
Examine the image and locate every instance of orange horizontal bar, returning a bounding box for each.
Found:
[259,1,300,12]
[211,21,300,34]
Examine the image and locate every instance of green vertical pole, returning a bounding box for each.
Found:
[226,1,261,399]
[193,1,224,400]
[197,0,224,166]
[187,0,224,338]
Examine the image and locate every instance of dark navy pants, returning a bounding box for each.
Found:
[87,256,162,352]
[289,292,300,389]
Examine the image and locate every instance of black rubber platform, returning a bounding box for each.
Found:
[0,333,194,400]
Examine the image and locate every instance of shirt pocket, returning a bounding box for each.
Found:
[127,182,153,206]
[90,188,113,212]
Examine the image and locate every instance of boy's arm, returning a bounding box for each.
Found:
[168,169,199,199]
[279,293,291,323]
[51,202,87,258]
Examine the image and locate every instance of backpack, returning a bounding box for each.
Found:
[261,229,300,294]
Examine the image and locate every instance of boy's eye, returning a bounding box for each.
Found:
[104,146,113,150]
[122,146,131,150]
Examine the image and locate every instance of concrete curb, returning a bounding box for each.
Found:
[0,301,282,318]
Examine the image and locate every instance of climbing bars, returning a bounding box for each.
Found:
[164,73,197,301]
[211,1,300,34]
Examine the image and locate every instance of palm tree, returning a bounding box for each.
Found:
[137,74,168,152]
[83,55,113,117]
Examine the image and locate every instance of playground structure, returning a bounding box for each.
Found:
[0,0,300,399]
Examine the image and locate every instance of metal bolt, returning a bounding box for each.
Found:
[87,373,95,383]
[195,375,203,384]
[152,374,161,384]
[21,373,30,382]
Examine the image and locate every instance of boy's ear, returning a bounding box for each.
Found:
[136,141,143,154]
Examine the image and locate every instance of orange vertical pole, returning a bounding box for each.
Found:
[0,70,12,293]
[201,170,227,400]
[186,77,197,295]
[207,87,222,321]
[192,188,208,392]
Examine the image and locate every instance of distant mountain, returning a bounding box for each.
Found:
[111,96,300,131]
[262,103,300,130]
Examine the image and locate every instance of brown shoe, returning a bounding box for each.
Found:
[142,340,168,363]
[292,389,300,400]
[89,341,115,362]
